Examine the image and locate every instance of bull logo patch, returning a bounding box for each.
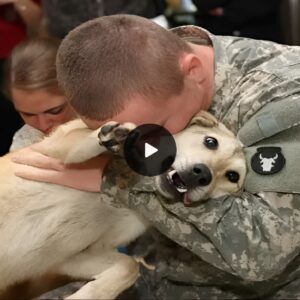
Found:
[251,147,285,175]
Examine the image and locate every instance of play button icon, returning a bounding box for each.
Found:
[145,143,158,158]
[123,124,176,176]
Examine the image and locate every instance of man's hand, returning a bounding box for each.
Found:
[12,145,112,192]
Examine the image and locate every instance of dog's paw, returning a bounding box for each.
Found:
[98,121,136,153]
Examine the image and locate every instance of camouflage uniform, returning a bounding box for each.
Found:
[101,26,300,300]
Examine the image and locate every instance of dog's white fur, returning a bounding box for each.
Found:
[0,119,148,299]
[0,112,246,299]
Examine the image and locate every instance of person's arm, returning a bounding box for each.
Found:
[125,181,299,282]
[0,0,42,28]
[12,145,112,192]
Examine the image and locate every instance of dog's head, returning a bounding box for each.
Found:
[156,111,246,205]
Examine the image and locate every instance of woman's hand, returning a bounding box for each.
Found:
[12,145,113,192]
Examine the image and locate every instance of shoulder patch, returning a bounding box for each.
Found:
[251,147,285,175]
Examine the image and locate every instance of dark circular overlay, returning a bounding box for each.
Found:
[123,124,177,176]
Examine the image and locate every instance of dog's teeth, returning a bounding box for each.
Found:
[167,169,177,183]
[176,186,188,193]
[168,169,177,177]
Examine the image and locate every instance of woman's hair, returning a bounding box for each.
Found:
[57,14,193,120]
[7,37,62,94]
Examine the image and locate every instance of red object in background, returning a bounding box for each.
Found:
[0,1,41,59]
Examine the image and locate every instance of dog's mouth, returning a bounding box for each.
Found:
[165,168,192,206]
[166,168,187,193]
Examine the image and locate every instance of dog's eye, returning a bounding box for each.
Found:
[203,136,218,150]
[226,171,240,183]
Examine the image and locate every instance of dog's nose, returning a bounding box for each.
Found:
[192,164,212,186]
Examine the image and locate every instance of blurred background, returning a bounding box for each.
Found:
[0,0,299,156]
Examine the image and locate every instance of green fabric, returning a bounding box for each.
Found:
[244,125,300,194]
[238,97,300,146]
[237,97,300,194]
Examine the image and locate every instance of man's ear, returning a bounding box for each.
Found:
[189,111,219,128]
[180,53,204,83]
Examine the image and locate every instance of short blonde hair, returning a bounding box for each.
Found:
[8,37,62,94]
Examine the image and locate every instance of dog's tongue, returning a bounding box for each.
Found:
[183,194,192,206]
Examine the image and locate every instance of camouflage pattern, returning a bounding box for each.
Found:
[101,26,300,299]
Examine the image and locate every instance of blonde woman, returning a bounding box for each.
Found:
[7,37,76,151]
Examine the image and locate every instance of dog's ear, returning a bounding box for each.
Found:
[189,111,219,128]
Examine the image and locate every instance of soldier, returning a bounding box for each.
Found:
[13,15,300,299]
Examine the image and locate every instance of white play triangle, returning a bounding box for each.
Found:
[145,142,158,158]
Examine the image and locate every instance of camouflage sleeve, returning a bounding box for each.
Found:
[127,186,300,282]
[102,158,300,282]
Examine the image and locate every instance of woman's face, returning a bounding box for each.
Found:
[12,87,76,134]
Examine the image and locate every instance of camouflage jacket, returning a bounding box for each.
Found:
[102,26,300,298]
